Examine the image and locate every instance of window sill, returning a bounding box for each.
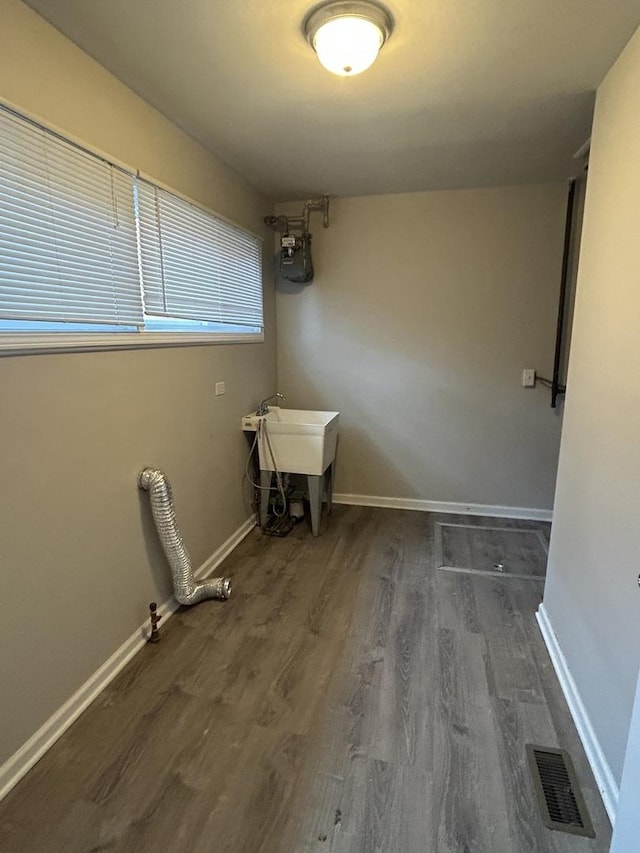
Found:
[0,331,264,356]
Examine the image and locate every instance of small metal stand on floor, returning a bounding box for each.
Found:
[306,464,333,536]
[260,463,334,536]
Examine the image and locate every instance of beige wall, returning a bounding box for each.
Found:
[0,0,275,766]
[276,185,566,510]
[542,26,640,787]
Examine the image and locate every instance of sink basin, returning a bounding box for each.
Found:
[242,407,339,476]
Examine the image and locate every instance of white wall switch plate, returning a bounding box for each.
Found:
[522,369,536,387]
[215,381,226,396]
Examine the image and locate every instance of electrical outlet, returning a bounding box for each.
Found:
[215,381,226,396]
[522,369,536,388]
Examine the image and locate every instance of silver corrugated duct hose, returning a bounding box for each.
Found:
[138,467,232,605]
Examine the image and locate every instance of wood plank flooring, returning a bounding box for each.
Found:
[0,507,611,852]
[435,521,549,578]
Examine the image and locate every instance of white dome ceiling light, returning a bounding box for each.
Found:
[304,1,393,77]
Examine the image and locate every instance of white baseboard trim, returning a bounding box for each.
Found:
[0,515,256,803]
[333,493,553,522]
[536,603,619,823]
[192,516,256,583]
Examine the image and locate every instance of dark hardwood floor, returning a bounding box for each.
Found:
[0,506,611,852]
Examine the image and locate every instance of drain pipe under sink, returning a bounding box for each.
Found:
[138,467,232,605]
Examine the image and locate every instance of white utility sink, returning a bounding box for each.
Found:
[242,407,339,476]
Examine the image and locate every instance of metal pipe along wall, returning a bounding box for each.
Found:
[138,467,232,605]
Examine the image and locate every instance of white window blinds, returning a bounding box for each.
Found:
[0,107,142,327]
[136,181,263,329]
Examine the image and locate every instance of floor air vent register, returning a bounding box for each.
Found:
[526,744,595,838]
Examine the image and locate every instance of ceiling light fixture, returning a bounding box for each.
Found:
[304,1,393,77]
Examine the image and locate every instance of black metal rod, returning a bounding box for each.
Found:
[551,178,577,408]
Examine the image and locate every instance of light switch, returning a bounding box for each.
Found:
[215,381,226,396]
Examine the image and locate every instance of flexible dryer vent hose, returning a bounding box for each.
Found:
[138,467,232,606]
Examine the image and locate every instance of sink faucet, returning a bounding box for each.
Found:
[256,392,285,416]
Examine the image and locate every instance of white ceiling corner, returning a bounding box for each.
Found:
[23,0,640,200]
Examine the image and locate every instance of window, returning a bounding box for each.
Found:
[136,181,262,336]
[0,107,142,333]
[0,104,263,352]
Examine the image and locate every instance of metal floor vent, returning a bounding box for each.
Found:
[526,744,595,838]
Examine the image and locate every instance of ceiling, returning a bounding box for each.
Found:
[24,1,640,200]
